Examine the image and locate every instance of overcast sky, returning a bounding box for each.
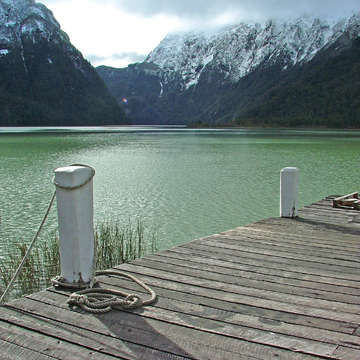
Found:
[40,0,359,68]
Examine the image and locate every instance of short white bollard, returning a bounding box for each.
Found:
[280,167,299,218]
[54,165,95,287]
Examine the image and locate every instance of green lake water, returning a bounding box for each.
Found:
[1,127,360,259]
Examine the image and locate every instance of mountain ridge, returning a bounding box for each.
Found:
[98,12,360,127]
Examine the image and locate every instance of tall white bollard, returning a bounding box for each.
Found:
[280,167,299,218]
[54,165,95,287]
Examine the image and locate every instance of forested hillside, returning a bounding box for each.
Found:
[0,0,126,126]
[234,38,360,127]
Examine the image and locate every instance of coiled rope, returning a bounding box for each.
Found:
[0,164,157,313]
[66,270,157,313]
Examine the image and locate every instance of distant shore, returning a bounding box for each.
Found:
[1,125,360,135]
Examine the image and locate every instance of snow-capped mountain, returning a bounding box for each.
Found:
[0,0,62,42]
[0,0,125,126]
[146,13,360,90]
[0,0,77,69]
[98,11,360,127]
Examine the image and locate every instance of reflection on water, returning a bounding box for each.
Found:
[1,127,360,259]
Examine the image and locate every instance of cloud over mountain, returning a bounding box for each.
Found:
[110,0,359,22]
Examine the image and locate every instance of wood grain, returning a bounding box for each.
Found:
[1,195,360,359]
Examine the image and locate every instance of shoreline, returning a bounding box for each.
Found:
[1,125,360,135]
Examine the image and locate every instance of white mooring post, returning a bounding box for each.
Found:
[54,165,95,287]
[280,167,299,218]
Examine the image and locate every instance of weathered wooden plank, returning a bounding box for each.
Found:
[213,230,360,260]
[92,300,337,357]
[218,233,360,261]
[203,235,360,265]
[238,225,360,250]
[297,214,351,226]
[298,210,352,224]
[80,273,357,335]
[195,238,360,272]
[332,346,360,360]
[0,306,193,360]
[305,200,334,207]
[0,319,120,360]
[45,282,358,339]
[246,218,360,239]
[0,338,56,360]
[4,295,320,360]
[300,211,357,224]
[114,263,360,323]
[146,252,360,297]
[5,295,269,360]
[16,292,340,359]
[247,215,360,232]
[92,273,360,350]
[167,246,360,290]
[132,256,360,306]
[183,242,360,281]
[353,326,360,336]
[225,231,360,255]
[351,216,360,224]
[299,206,354,217]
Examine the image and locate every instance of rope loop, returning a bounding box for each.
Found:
[51,276,90,290]
[53,164,95,191]
[68,293,87,306]
[124,294,143,308]
[64,270,156,314]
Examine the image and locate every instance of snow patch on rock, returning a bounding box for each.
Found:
[146,13,360,90]
[0,0,64,44]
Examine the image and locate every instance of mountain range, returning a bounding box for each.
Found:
[98,13,360,127]
[0,0,125,126]
[1,0,359,127]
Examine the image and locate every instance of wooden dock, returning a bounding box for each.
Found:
[2,195,360,359]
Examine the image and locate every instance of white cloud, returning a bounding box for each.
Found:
[86,51,146,67]
[40,0,359,68]
[108,0,359,21]
[41,0,183,67]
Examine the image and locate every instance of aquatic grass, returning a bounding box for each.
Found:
[95,218,154,270]
[0,242,42,297]
[0,219,157,301]
[41,233,61,285]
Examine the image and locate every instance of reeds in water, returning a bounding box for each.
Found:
[0,219,157,301]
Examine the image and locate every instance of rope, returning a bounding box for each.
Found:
[51,276,90,290]
[53,164,95,191]
[1,163,156,314]
[0,191,56,304]
[0,164,94,304]
[52,164,157,313]
[66,270,157,313]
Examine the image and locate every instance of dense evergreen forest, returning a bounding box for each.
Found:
[0,38,126,127]
[232,38,360,128]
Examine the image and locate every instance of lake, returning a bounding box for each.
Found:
[1,127,360,259]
